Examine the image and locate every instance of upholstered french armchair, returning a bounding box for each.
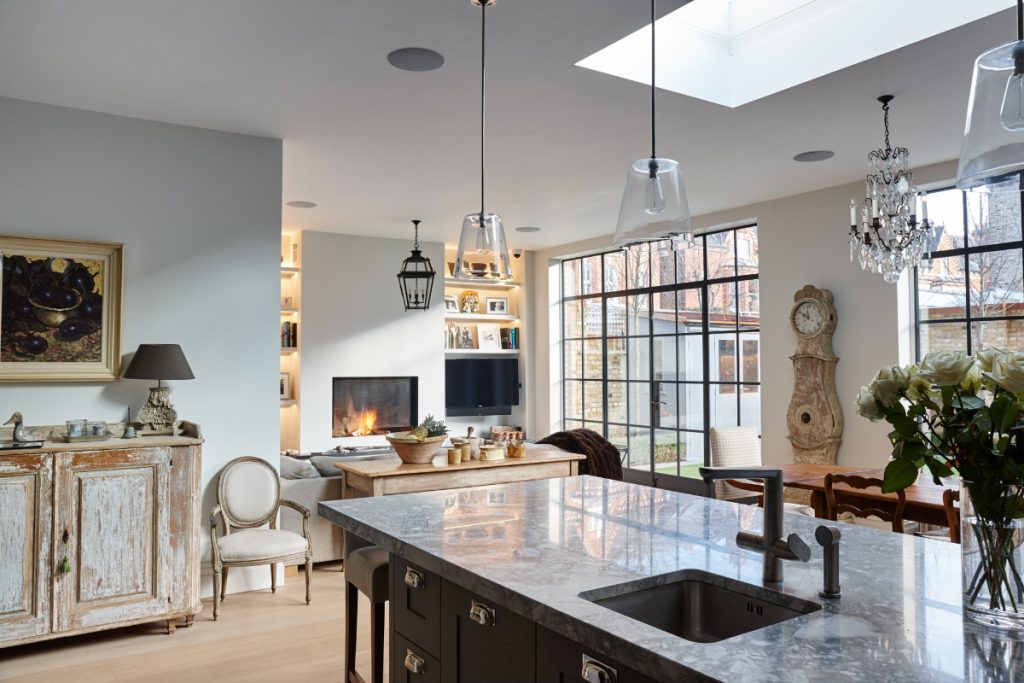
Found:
[210,456,313,619]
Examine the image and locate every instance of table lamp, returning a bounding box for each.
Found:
[123,344,195,434]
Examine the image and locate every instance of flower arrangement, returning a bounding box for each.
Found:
[858,348,1024,627]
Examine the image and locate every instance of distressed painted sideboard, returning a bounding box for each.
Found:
[0,433,202,648]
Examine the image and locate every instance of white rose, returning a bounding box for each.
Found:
[856,385,883,421]
[986,352,1024,394]
[961,364,983,395]
[975,347,1008,373]
[906,376,934,402]
[919,351,974,386]
[869,364,911,407]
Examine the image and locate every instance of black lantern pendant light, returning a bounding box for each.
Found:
[397,219,436,310]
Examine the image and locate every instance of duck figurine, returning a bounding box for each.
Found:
[5,412,30,442]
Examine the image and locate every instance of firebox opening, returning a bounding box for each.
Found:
[332,376,418,438]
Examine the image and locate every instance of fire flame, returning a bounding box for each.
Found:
[352,409,377,436]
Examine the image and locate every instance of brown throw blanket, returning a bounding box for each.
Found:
[537,428,623,481]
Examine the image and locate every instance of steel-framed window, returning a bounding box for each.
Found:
[560,224,760,490]
[913,182,1024,359]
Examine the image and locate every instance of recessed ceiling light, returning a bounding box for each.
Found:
[793,150,834,163]
[387,47,445,72]
[515,226,541,233]
[285,201,317,208]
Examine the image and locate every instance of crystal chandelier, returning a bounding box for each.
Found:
[612,0,693,250]
[453,0,513,280]
[848,95,932,283]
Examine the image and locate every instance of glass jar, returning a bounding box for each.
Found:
[87,421,107,436]
[961,482,1024,633]
[66,419,86,437]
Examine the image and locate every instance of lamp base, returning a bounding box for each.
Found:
[137,386,179,433]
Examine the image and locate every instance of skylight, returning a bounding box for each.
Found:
[577,0,1014,108]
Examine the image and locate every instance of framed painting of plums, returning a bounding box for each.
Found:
[0,236,122,381]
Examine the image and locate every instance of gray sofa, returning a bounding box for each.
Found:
[279,451,390,565]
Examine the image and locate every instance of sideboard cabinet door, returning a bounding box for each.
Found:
[53,448,172,632]
[0,455,53,642]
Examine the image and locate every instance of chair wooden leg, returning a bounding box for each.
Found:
[305,558,312,604]
[371,600,385,683]
[212,568,221,621]
[221,567,228,601]
[344,582,358,681]
[271,563,277,594]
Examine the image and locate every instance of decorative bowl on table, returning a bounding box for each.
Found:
[386,432,447,464]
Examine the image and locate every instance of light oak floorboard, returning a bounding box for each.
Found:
[0,564,388,683]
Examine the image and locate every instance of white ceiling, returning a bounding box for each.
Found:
[0,1,1014,249]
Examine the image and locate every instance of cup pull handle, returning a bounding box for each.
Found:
[581,655,618,683]
[404,649,425,674]
[404,567,424,589]
[468,599,495,626]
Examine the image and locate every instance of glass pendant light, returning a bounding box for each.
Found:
[956,0,1024,191]
[453,0,513,280]
[613,0,693,248]
[397,220,436,310]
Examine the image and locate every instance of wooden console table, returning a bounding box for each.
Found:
[337,446,584,498]
[0,430,202,648]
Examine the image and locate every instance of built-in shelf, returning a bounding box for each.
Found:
[444,277,520,289]
[281,266,300,277]
[281,306,299,314]
[445,349,519,356]
[445,313,518,323]
[280,399,297,407]
[281,347,298,355]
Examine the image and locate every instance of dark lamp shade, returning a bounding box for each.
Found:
[123,344,195,381]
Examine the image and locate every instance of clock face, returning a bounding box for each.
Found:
[792,300,826,337]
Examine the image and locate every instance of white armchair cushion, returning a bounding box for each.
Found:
[220,460,279,525]
[216,529,308,562]
[709,426,761,500]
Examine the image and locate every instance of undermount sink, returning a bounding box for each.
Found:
[580,569,821,644]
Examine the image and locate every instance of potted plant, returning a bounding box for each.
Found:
[857,348,1024,632]
[387,415,449,464]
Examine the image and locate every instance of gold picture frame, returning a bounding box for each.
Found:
[0,235,123,381]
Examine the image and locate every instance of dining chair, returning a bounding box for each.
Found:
[824,473,907,533]
[709,426,814,515]
[944,489,961,544]
[210,457,313,620]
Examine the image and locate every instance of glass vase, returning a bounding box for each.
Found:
[961,483,1024,633]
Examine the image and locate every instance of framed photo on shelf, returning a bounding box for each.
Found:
[444,295,459,313]
[477,323,501,351]
[0,235,123,382]
[485,297,508,315]
[280,372,292,400]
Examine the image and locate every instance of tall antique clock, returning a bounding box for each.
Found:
[786,285,843,465]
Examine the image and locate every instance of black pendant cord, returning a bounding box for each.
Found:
[647,0,655,160]
[412,219,421,251]
[882,99,891,154]
[1018,0,1023,41]
[480,1,487,219]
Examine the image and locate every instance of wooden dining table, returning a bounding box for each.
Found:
[780,463,957,528]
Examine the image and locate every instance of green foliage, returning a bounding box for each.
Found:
[418,414,448,438]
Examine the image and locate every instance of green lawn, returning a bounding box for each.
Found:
[651,462,703,479]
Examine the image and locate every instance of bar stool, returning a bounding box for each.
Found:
[344,534,389,683]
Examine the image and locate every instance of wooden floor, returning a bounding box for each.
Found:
[0,564,388,683]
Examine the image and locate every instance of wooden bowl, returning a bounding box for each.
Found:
[386,433,447,464]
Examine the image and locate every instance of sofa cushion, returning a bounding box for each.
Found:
[280,455,320,480]
[310,455,352,478]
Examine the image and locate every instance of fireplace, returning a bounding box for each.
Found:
[332,376,418,437]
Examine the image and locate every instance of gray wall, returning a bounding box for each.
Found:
[0,96,282,594]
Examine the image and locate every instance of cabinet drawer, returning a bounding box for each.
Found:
[393,632,441,683]
[536,625,659,683]
[441,581,536,683]
[390,554,441,656]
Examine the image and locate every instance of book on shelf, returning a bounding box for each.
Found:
[281,321,298,349]
[500,327,519,350]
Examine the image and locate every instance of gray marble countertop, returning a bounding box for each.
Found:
[319,476,1022,682]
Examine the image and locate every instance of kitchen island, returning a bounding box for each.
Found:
[319,475,1020,682]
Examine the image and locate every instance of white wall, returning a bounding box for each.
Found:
[531,160,958,468]
[0,96,282,594]
[299,231,445,452]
